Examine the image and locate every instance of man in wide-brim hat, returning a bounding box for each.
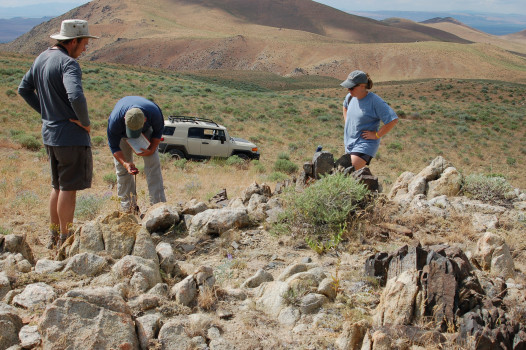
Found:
[18,19,98,250]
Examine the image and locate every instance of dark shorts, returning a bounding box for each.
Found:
[350,152,373,165]
[46,145,93,191]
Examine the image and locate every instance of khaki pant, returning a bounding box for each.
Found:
[114,132,166,211]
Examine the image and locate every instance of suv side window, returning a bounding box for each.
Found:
[163,126,175,136]
[188,127,204,138]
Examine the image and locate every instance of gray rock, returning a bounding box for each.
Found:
[317,277,337,300]
[147,283,170,298]
[158,319,192,349]
[127,294,160,312]
[136,313,161,350]
[64,252,108,276]
[473,232,515,279]
[133,227,159,263]
[373,269,420,326]
[0,272,10,300]
[312,151,334,179]
[19,325,41,348]
[241,269,274,288]
[182,199,209,215]
[335,320,369,350]
[255,281,290,317]
[35,259,65,274]
[76,221,105,254]
[39,288,138,350]
[112,255,162,291]
[195,266,215,290]
[156,242,179,277]
[242,182,271,203]
[299,293,327,314]
[189,208,251,237]
[277,264,308,281]
[427,166,462,199]
[278,306,301,325]
[13,283,56,309]
[0,303,22,350]
[1,234,35,264]
[142,202,180,233]
[171,275,197,307]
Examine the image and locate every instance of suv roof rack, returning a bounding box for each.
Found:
[168,116,219,127]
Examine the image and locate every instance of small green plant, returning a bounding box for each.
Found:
[305,224,344,255]
[251,160,266,173]
[91,135,105,146]
[103,173,117,186]
[0,226,11,235]
[225,155,245,168]
[18,135,41,151]
[267,171,289,182]
[75,194,108,220]
[273,158,298,174]
[461,173,513,203]
[173,158,187,170]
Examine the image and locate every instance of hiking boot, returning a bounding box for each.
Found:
[47,225,59,249]
[58,230,74,247]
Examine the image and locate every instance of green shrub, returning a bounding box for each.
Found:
[462,174,513,203]
[75,194,108,220]
[91,135,105,146]
[277,173,369,237]
[18,135,41,151]
[387,141,403,151]
[103,173,117,186]
[274,158,298,174]
[173,158,187,170]
[0,226,11,235]
[226,155,245,167]
[267,171,289,182]
[251,160,266,174]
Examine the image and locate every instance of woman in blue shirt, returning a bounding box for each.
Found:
[341,70,398,170]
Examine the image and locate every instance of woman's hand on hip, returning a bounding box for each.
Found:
[361,130,379,140]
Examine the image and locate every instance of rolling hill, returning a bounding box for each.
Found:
[1,0,526,83]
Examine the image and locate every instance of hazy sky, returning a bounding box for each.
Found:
[1,0,525,16]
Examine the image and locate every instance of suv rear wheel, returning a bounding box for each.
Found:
[169,149,185,160]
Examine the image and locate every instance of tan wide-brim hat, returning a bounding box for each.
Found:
[50,19,99,40]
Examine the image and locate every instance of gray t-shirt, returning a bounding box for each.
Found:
[18,46,91,147]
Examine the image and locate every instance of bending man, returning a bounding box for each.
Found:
[107,96,166,213]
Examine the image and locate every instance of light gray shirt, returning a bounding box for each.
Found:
[18,46,91,147]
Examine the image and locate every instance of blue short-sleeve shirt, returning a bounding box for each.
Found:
[343,92,398,157]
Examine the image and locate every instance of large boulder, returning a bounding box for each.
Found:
[142,202,180,233]
[0,234,35,264]
[112,255,162,292]
[188,208,251,237]
[472,232,515,279]
[39,287,138,350]
[0,303,23,350]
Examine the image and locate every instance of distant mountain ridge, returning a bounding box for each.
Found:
[1,0,526,84]
[346,10,526,35]
[0,17,53,44]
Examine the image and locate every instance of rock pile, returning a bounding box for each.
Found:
[0,157,525,350]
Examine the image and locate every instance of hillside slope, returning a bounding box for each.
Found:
[422,19,526,56]
[1,0,526,82]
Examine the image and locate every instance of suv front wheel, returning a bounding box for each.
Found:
[169,149,185,160]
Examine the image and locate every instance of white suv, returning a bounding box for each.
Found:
[159,116,260,160]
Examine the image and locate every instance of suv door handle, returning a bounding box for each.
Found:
[202,142,209,144]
